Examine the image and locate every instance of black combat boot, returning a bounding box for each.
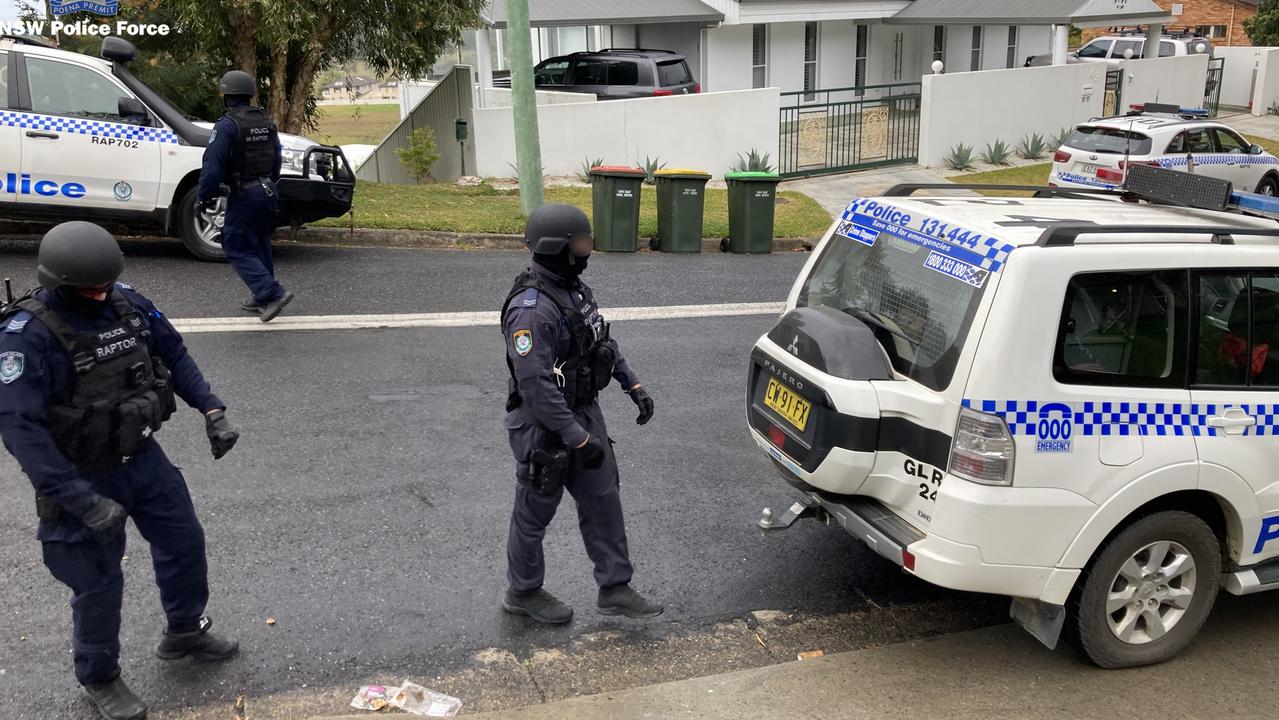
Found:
[502,587,574,625]
[83,673,148,720]
[597,584,664,619]
[155,617,239,661]
[239,299,260,314]
[258,291,294,323]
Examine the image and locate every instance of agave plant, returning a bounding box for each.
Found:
[730,149,774,174]
[979,139,1012,166]
[642,155,667,184]
[944,143,974,171]
[576,156,605,183]
[1017,132,1049,160]
[1054,126,1074,149]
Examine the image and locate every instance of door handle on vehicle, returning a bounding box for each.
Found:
[1207,410,1257,434]
[25,131,59,140]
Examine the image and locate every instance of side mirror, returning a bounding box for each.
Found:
[118,96,150,123]
[1251,144,1266,156]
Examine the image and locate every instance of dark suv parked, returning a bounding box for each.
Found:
[495,49,700,100]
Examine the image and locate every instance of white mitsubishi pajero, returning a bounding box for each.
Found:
[0,34,355,260]
[750,165,1279,668]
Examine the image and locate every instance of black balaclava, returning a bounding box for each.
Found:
[224,94,251,109]
[532,245,588,278]
[54,287,111,317]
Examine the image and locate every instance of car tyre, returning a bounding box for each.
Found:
[1255,176,1279,197]
[1070,510,1221,669]
[178,186,228,262]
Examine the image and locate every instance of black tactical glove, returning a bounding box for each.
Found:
[205,409,239,460]
[575,435,607,470]
[81,497,126,543]
[627,386,654,426]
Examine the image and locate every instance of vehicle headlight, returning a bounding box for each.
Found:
[280,146,309,175]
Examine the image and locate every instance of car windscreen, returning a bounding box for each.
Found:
[657,60,692,87]
[796,224,987,391]
[1066,126,1153,155]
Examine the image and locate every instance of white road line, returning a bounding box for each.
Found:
[169,302,786,334]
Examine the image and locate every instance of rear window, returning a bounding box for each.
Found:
[796,217,988,391]
[1066,126,1153,155]
[657,60,692,87]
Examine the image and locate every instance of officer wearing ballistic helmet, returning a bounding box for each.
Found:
[198,70,294,322]
[0,222,241,720]
[501,203,661,624]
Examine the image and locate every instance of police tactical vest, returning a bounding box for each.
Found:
[14,291,176,469]
[227,105,277,182]
[503,271,618,411]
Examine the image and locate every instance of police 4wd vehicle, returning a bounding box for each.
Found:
[0,35,355,261]
[750,164,1279,668]
[1051,104,1279,195]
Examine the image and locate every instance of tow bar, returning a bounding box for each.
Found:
[757,495,826,531]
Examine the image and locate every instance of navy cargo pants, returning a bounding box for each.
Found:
[505,402,634,591]
[221,181,285,306]
[40,441,208,685]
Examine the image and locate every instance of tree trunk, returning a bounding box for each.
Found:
[225,7,259,100]
[267,46,289,126]
[281,25,334,135]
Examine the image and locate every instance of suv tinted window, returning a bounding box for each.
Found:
[26,57,122,118]
[657,60,692,87]
[1196,272,1279,387]
[1067,126,1153,155]
[535,60,570,85]
[797,224,987,391]
[1078,40,1112,59]
[1213,128,1249,153]
[1055,271,1188,387]
[568,59,638,86]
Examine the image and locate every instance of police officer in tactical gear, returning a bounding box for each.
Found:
[0,222,241,720]
[501,203,661,625]
[198,69,294,322]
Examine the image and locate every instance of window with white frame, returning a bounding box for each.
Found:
[804,21,819,101]
[1006,26,1018,68]
[970,26,983,71]
[752,24,768,89]
[933,26,945,64]
[855,24,869,92]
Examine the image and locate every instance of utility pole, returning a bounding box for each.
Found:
[505,0,545,215]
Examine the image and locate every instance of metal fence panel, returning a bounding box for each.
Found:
[1204,57,1225,117]
[778,82,921,179]
[355,65,474,184]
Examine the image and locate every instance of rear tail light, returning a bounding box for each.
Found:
[948,408,1015,486]
[1053,149,1071,164]
[768,424,786,448]
[653,88,675,97]
[1096,167,1125,183]
[693,83,701,94]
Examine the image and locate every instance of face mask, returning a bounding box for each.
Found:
[533,249,588,277]
[56,287,110,316]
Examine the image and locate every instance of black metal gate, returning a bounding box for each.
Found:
[1104,68,1124,117]
[778,82,921,179]
[1204,57,1225,116]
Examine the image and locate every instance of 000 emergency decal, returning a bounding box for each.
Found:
[838,198,1015,288]
[0,352,24,384]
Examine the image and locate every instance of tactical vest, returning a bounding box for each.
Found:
[227,105,277,182]
[13,291,176,470]
[502,272,618,412]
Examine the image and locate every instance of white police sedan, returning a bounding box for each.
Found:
[1051,104,1279,195]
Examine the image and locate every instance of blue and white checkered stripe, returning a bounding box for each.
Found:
[1158,155,1279,168]
[963,399,1279,438]
[0,110,178,145]
[971,235,1014,274]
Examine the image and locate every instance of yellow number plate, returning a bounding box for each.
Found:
[764,378,812,433]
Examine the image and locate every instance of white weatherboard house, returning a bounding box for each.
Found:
[475,0,1177,96]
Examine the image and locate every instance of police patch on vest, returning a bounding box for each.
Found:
[0,351,23,384]
[513,329,534,356]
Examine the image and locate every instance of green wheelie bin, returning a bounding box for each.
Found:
[723,171,782,254]
[651,169,712,253]
[589,166,647,252]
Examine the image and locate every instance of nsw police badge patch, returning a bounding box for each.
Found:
[0,352,24,384]
[513,330,534,357]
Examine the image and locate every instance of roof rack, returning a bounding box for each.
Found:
[597,48,676,55]
[1036,224,1279,247]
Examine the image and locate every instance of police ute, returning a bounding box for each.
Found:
[750,165,1279,668]
[0,35,355,261]
[1051,103,1279,196]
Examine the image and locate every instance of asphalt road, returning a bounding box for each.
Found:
[0,241,1004,719]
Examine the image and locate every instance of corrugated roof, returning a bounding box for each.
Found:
[483,0,724,28]
[890,0,1172,26]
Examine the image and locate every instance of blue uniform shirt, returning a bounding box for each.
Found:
[198,100,283,202]
[503,265,640,448]
[0,286,224,516]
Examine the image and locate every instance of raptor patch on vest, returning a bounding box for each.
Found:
[0,352,24,384]
[513,330,534,356]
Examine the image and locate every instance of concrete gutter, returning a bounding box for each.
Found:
[312,594,1278,720]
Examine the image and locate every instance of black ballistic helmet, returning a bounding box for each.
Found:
[524,203,591,256]
[37,222,124,292]
[218,70,255,98]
